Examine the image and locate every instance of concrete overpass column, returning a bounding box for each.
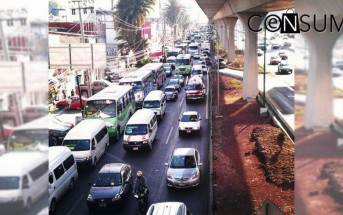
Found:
[219,19,229,52]
[238,12,266,101]
[223,17,238,62]
[304,31,340,129]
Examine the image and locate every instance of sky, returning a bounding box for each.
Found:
[0,0,48,21]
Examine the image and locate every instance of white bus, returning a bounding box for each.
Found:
[84,85,136,140]
[119,69,155,108]
[139,63,166,90]
[7,115,48,152]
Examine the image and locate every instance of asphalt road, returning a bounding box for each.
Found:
[53,74,210,215]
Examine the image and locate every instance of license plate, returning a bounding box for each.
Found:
[99,203,107,207]
[187,130,191,133]
[179,183,185,186]
[133,147,138,151]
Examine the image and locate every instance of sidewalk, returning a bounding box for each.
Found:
[218,68,295,134]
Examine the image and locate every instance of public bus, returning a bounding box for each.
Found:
[139,63,166,89]
[119,70,155,108]
[167,48,182,57]
[7,115,48,152]
[176,54,192,76]
[83,85,136,140]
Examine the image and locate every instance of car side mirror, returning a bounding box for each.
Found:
[22,183,30,189]
[149,129,153,133]
[91,146,96,150]
[198,162,203,166]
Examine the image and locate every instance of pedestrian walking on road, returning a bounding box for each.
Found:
[71,89,74,96]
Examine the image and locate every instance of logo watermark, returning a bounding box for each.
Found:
[248,9,343,33]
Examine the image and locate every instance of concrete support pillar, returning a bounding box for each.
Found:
[303,30,340,129]
[223,17,238,62]
[219,19,229,52]
[238,12,266,101]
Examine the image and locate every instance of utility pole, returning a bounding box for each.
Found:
[0,17,10,61]
[71,0,86,43]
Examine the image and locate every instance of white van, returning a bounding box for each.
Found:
[123,109,157,151]
[147,202,192,215]
[62,119,109,168]
[0,152,48,210]
[142,90,166,120]
[49,146,78,213]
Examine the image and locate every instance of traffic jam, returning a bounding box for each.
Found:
[46,27,214,214]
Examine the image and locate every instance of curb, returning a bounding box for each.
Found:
[208,68,214,215]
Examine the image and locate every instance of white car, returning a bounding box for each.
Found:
[165,148,202,188]
[178,111,202,135]
[190,65,203,79]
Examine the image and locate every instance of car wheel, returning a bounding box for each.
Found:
[50,199,57,214]
[148,140,153,151]
[92,157,97,169]
[178,130,182,136]
[26,198,32,210]
[69,178,75,192]
[57,105,64,110]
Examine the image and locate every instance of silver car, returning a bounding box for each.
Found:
[165,148,202,188]
[164,86,178,101]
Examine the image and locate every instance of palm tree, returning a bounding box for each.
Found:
[162,0,185,39]
[114,0,155,53]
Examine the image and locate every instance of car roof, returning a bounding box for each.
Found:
[147,202,186,215]
[165,85,176,89]
[99,163,127,173]
[192,65,202,70]
[182,111,198,116]
[173,148,196,156]
[127,109,155,124]
[64,119,105,140]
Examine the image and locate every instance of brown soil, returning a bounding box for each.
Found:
[212,75,294,215]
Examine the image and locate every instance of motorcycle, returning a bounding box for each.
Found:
[134,188,149,214]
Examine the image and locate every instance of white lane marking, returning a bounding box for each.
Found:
[66,194,84,215]
[179,96,184,107]
[165,126,174,144]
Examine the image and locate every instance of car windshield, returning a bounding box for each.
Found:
[181,114,198,122]
[170,155,196,168]
[125,124,148,135]
[169,79,179,85]
[143,100,160,108]
[281,63,289,66]
[192,70,202,75]
[189,46,198,50]
[8,129,48,152]
[85,100,116,119]
[0,177,20,190]
[176,59,190,65]
[93,173,122,187]
[63,140,90,151]
[186,84,202,90]
[165,88,175,92]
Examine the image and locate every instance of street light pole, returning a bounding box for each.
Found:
[216,28,220,115]
[262,22,267,108]
[0,99,5,141]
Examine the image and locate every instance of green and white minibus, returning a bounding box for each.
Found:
[176,54,191,75]
[83,85,135,140]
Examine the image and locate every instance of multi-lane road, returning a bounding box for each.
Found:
[52,74,211,214]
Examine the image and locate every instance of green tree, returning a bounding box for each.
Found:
[114,0,155,54]
[162,0,185,39]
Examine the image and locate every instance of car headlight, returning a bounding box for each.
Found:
[143,140,149,144]
[167,172,173,179]
[192,171,199,179]
[87,194,93,202]
[123,140,128,144]
[85,156,91,161]
[112,193,121,201]
[194,126,200,130]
